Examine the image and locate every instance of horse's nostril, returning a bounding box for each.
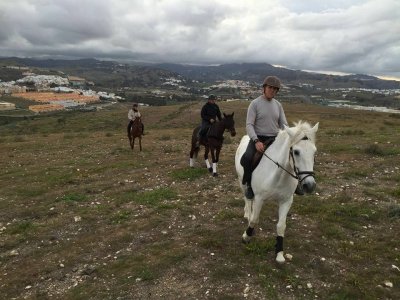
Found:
[303,182,316,193]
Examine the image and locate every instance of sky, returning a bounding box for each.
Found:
[0,0,399,80]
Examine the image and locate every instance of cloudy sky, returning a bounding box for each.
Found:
[1,0,399,80]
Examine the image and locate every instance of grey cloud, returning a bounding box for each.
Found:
[0,0,399,79]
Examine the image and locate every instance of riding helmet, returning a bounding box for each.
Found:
[208,94,217,100]
[262,76,281,90]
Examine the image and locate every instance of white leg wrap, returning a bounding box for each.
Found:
[205,159,211,169]
[212,163,217,174]
[242,231,251,243]
[276,251,285,263]
[189,158,194,167]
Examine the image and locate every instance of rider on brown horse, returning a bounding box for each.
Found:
[127,103,144,135]
[197,95,222,141]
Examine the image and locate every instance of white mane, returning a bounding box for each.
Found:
[277,120,317,146]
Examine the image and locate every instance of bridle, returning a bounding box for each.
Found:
[262,136,315,183]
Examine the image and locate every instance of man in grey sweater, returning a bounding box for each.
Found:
[240,76,288,199]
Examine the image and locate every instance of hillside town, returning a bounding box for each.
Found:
[0,72,123,113]
[1,61,400,114]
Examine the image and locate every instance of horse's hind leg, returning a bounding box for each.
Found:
[242,197,263,243]
[139,137,142,151]
[190,130,200,167]
[189,144,198,167]
[128,134,133,149]
[275,198,293,263]
[204,146,212,172]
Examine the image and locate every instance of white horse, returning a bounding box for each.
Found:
[235,121,319,263]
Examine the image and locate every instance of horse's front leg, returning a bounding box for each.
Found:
[210,146,219,177]
[204,146,212,172]
[275,197,293,263]
[128,133,132,149]
[131,138,135,150]
[242,196,264,243]
[139,137,142,151]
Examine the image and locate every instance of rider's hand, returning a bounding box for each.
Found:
[210,119,215,123]
[255,141,265,152]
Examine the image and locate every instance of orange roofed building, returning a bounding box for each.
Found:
[28,104,65,113]
[68,76,86,87]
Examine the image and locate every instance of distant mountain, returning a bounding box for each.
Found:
[155,62,400,89]
[0,57,179,89]
[0,57,114,69]
[1,57,399,89]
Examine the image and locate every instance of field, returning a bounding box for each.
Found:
[1,101,400,299]
[12,92,100,103]
[9,92,100,113]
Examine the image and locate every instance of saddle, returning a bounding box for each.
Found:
[199,123,218,140]
[244,136,276,171]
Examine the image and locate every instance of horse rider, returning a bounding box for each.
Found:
[127,103,144,135]
[198,94,222,140]
[240,76,303,199]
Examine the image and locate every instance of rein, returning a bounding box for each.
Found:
[261,136,315,182]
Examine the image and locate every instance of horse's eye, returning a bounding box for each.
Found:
[294,150,300,156]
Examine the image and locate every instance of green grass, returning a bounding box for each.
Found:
[8,220,37,235]
[215,209,238,221]
[110,210,132,224]
[131,187,177,206]
[170,167,208,181]
[388,204,400,218]
[59,193,88,202]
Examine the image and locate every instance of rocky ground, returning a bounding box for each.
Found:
[0,101,399,299]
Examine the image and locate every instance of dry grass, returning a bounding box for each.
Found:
[0,101,399,299]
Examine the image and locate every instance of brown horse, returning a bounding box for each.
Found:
[189,112,236,176]
[128,117,143,151]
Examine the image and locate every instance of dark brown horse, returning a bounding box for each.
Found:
[128,117,142,151]
[189,112,236,176]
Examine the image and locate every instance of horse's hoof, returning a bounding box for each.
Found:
[242,232,251,244]
[208,167,213,173]
[213,173,218,177]
[276,251,285,264]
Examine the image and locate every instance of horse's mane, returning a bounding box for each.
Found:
[278,120,316,145]
[293,120,316,143]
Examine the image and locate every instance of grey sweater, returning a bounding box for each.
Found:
[246,95,288,141]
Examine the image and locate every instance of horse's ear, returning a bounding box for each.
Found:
[223,113,227,118]
[312,122,319,133]
[285,125,296,138]
[231,112,234,117]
